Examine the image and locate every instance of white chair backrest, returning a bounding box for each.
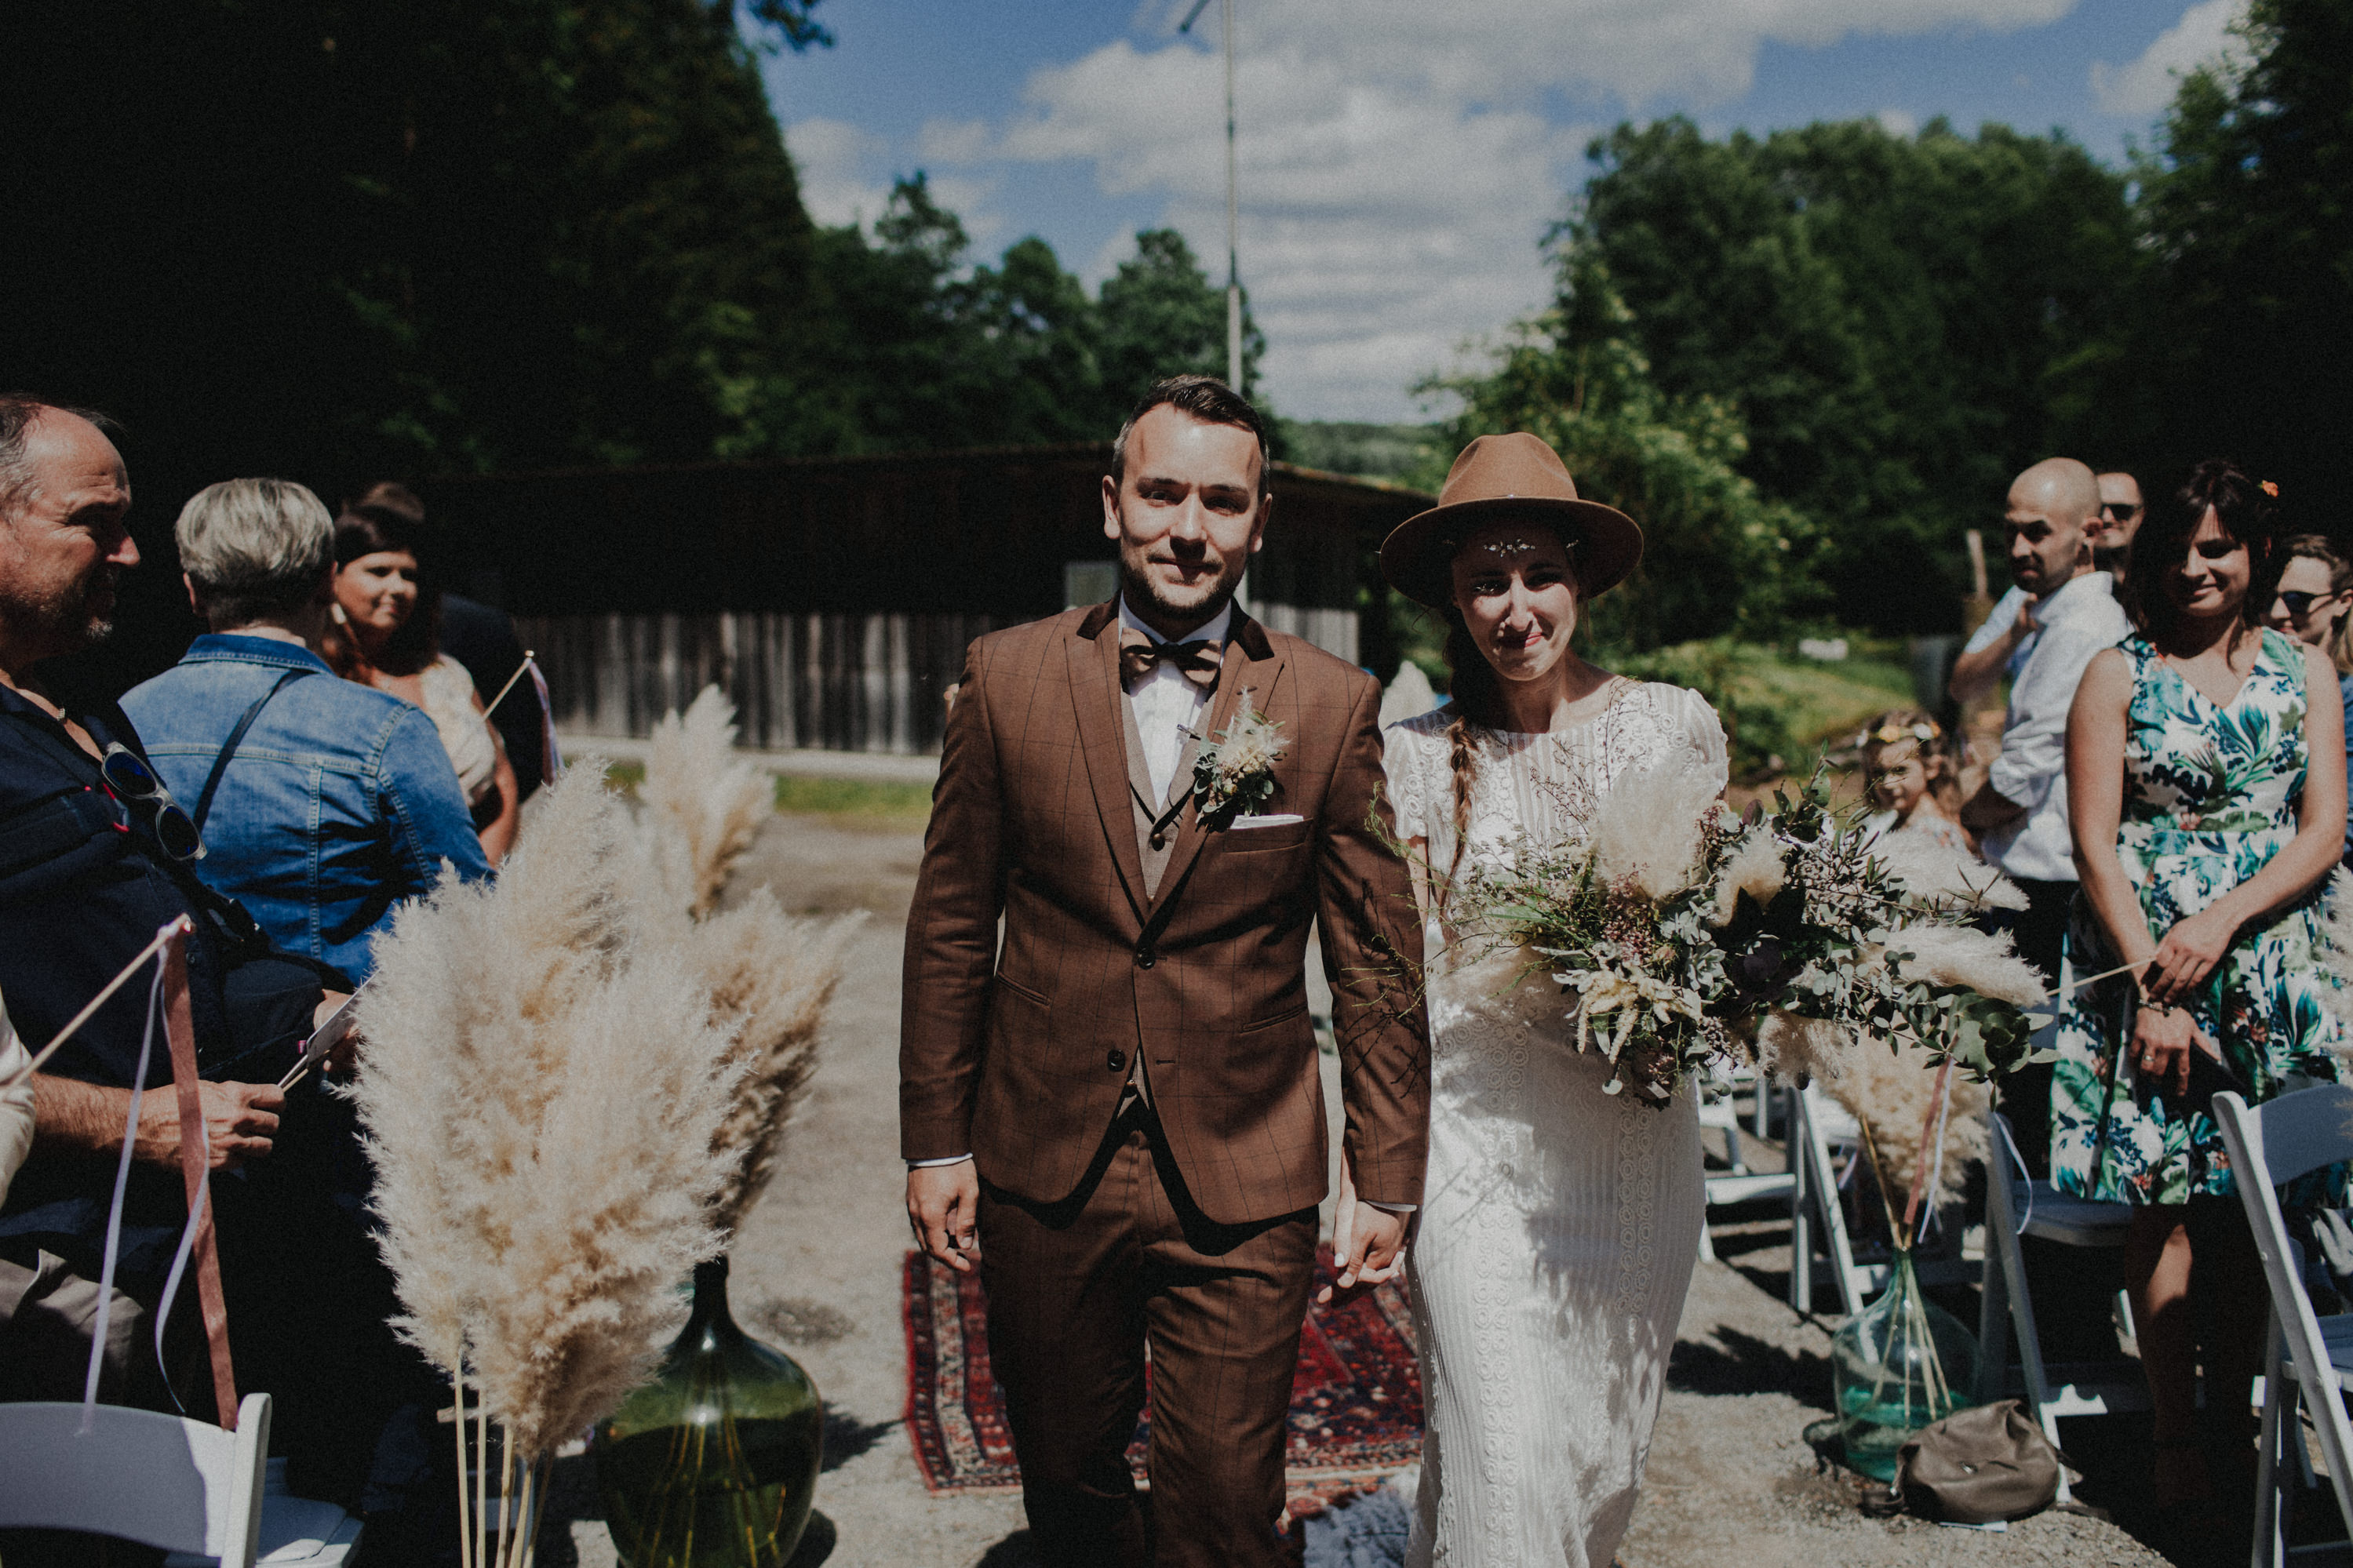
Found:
[2227,1082,2353,1188]
[2213,1086,2353,1541]
[0,1393,269,1566]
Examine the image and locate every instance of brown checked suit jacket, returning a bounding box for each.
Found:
[900,601,1430,1225]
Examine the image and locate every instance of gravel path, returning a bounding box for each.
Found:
[533,811,2184,1567]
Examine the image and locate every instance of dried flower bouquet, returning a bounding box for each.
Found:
[1460,768,2046,1104]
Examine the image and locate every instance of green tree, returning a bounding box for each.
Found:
[1097,229,1266,408]
[2073,0,2353,510]
[1420,253,1826,655]
[1564,116,2136,631]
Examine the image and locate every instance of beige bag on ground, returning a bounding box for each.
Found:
[1895,1399,2062,1523]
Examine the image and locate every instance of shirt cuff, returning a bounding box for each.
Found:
[1364,1200,1417,1213]
[908,1154,974,1169]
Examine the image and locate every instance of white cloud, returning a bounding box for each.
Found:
[981,0,2078,419]
[1876,107,1920,137]
[2090,0,2249,120]
[788,117,1005,247]
[786,117,893,230]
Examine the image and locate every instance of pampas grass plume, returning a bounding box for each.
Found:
[1754,1009,1854,1083]
[1872,829,2029,913]
[642,686,772,920]
[1878,923,2048,1007]
[688,890,863,1235]
[1826,1039,1989,1209]
[2314,868,2353,1033]
[354,760,741,1463]
[1709,829,1787,927]
[1594,763,1718,902]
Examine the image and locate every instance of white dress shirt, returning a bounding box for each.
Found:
[1120,596,1230,805]
[1963,584,2034,682]
[1980,570,2131,884]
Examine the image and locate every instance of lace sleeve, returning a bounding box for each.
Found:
[1382,718,1437,841]
[1677,688,1732,794]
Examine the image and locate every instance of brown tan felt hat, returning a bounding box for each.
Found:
[1379,431,1643,608]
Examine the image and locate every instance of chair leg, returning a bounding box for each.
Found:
[1976,1233,2011,1407]
[2253,1315,2285,1568]
[1790,1090,1813,1315]
[1697,1217,1717,1264]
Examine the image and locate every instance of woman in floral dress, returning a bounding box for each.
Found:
[2056,460,2347,1528]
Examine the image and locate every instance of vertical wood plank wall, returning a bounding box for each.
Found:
[515,602,1357,754]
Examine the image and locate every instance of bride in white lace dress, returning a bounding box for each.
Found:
[1364,434,1725,1566]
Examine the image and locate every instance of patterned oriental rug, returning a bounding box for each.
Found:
[903,1245,1424,1511]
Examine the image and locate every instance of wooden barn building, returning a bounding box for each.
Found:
[421,444,1430,755]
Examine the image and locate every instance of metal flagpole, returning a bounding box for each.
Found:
[1222,0,1241,392]
[1179,0,1243,391]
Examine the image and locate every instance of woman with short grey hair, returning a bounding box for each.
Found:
[173,477,335,631]
[124,478,490,984]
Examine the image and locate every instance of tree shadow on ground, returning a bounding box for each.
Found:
[822,1410,898,1472]
[1668,1327,1835,1412]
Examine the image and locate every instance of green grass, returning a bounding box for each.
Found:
[598,757,933,820]
[771,774,935,819]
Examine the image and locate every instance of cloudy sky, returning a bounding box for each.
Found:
[756,0,2246,424]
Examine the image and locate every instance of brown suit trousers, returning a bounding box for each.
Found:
[901,602,1428,1566]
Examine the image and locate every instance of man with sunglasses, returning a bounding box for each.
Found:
[2091,470,2144,580]
[0,398,314,1417]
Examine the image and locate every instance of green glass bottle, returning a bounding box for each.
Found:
[1830,1249,1978,1481]
[595,1257,825,1567]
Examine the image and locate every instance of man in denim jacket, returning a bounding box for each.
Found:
[123,477,490,984]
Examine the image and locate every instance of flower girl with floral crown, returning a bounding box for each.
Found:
[1373,434,1725,1568]
[1856,708,1972,854]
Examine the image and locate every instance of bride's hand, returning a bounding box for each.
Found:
[1318,1162,1409,1304]
[1316,1162,1360,1308]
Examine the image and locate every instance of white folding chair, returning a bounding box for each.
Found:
[0,1393,271,1566]
[164,1457,366,1567]
[1788,1084,1885,1315]
[1974,1110,2148,1504]
[2215,1084,2353,1567]
[1699,1070,1798,1263]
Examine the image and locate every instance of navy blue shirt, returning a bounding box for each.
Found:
[0,685,245,1289]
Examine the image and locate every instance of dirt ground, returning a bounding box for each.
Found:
[534,808,2185,1568]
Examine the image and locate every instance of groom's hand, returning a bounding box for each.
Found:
[1322,1202,1408,1304]
[908,1161,982,1273]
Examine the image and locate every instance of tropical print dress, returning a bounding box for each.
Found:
[2052,628,2347,1206]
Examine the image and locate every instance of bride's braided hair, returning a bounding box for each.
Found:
[1437,608,1510,914]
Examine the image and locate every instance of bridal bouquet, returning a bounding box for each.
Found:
[1461,767,2045,1104]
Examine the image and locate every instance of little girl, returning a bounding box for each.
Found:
[1857,709,1971,853]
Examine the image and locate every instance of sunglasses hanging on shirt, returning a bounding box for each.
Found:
[99,743,205,862]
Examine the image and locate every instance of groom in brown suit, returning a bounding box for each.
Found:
[902,376,1429,1566]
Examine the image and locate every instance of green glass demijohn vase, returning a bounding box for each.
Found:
[1830,1246,1978,1481]
[594,1257,825,1567]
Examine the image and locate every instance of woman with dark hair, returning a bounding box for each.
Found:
[1377,433,1726,1566]
[328,503,520,863]
[2056,460,2347,1539]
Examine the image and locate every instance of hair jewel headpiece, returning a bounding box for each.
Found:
[2261,479,2281,497]
[1857,719,1941,748]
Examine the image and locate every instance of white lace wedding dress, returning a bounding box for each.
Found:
[1383,681,1727,1567]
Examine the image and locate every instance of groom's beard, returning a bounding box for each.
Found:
[1114,543,1247,633]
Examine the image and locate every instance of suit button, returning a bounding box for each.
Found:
[1106,1050,1126,1071]
[1135,948,1156,968]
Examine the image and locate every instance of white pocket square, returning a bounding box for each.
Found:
[1231,813,1304,828]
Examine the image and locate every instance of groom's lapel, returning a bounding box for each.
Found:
[1068,601,1149,926]
[1152,611,1285,913]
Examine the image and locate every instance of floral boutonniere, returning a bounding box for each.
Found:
[1192,690,1287,824]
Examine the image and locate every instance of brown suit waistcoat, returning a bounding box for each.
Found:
[899,601,1430,1225]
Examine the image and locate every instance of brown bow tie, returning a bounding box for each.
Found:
[1119,628,1222,689]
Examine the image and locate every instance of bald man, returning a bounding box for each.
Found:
[1961,459,2130,1170]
